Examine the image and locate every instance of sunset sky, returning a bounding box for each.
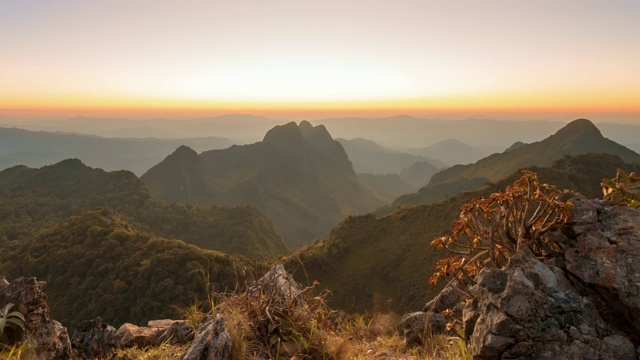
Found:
[1,0,639,119]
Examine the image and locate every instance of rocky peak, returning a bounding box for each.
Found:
[552,118,603,141]
[298,121,332,141]
[505,141,527,152]
[169,145,198,160]
[298,120,315,134]
[262,122,307,149]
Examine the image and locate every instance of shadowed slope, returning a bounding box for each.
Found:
[0,159,287,258]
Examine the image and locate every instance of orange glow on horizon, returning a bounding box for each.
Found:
[2,89,638,119]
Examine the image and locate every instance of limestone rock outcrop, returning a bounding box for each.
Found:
[463,248,636,359]
[70,317,117,359]
[463,195,640,359]
[402,285,465,347]
[115,319,191,349]
[0,277,73,359]
[180,316,232,360]
[248,263,306,308]
[408,194,640,359]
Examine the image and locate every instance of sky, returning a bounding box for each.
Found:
[1,0,639,120]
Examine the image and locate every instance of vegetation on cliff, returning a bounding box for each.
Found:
[287,153,640,314]
[0,209,242,327]
[0,159,287,258]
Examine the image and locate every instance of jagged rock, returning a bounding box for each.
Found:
[115,323,158,349]
[403,283,465,348]
[157,320,194,345]
[70,317,117,358]
[402,311,446,348]
[249,263,306,307]
[422,283,466,314]
[115,319,185,349]
[0,277,73,359]
[561,195,640,342]
[180,316,231,360]
[463,248,636,359]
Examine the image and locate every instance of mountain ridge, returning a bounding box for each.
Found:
[394,119,640,207]
[142,122,384,248]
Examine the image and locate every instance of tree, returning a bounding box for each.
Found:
[601,168,640,208]
[430,170,573,295]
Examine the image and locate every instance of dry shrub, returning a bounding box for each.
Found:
[214,281,339,359]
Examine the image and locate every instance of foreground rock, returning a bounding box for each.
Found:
[466,195,640,359]
[180,316,231,360]
[408,194,640,359]
[70,317,193,358]
[114,319,193,349]
[560,195,640,343]
[402,285,465,347]
[0,277,73,359]
[464,248,636,359]
[70,317,117,358]
[248,263,306,307]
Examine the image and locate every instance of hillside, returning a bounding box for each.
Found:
[0,127,234,175]
[286,153,640,314]
[142,121,384,248]
[394,119,640,207]
[399,160,442,188]
[357,173,418,203]
[406,138,486,166]
[336,138,445,173]
[0,159,287,258]
[0,209,241,327]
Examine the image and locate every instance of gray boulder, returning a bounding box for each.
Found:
[70,317,117,358]
[115,319,188,349]
[180,316,231,360]
[248,263,306,308]
[463,246,636,359]
[402,284,466,348]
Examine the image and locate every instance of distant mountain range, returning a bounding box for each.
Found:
[0,114,285,140]
[336,138,445,201]
[401,138,486,166]
[336,138,445,173]
[0,127,234,175]
[6,114,640,151]
[142,121,384,248]
[394,119,640,207]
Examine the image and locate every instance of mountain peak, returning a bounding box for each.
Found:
[554,119,603,139]
[299,122,333,143]
[262,122,305,146]
[168,145,198,160]
[298,120,314,133]
[45,158,89,172]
